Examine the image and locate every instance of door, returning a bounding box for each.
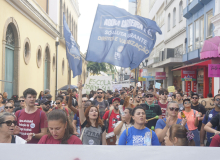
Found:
[5,46,14,98]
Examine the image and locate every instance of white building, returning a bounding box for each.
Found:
[128,0,137,15]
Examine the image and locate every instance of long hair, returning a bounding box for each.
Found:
[38,91,43,99]
[169,124,195,146]
[84,105,103,128]
[124,107,134,124]
[47,110,74,144]
[123,96,134,108]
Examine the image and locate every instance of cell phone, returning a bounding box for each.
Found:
[138,82,141,87]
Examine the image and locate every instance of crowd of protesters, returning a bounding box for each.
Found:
[0,83,220,147]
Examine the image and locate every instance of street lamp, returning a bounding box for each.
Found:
[55,37,60,96]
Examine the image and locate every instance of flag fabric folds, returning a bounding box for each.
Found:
[86,5,162,69]
[63,13,82,78]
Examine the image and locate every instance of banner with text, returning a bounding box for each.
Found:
[181,70,196,81]
[155,72,166,80]
[208,64,220,77]
[82,76,113,94]
[86,5,162,69]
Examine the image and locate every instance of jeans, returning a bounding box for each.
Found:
[191,129,200,146]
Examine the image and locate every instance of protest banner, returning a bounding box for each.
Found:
[82,76,112,94]
[0,144,219,160]
[199,97,215,109]
[155,82,161,89]
[86,5,162,69]
[112,84,122,91]
[168,86,175,93]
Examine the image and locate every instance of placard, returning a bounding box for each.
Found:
[168,86,175,93]
[199,97,215,109]
[155,82,161,89]
[82,76,112,94]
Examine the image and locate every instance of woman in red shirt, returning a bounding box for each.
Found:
[38,110,82,144]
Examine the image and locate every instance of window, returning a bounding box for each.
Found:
[52,55,55,71]
[179,1,183,22]
[188,24,193,52]
[168,13,170,31]
[23,38,31,65]
[206,10,213,38]
[156,4,164,27]
[37,46,42,68]
[194,16,204,50]
[173,8,176,27]
[174,45,184,57]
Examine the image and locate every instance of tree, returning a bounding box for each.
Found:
[87,61,116,75]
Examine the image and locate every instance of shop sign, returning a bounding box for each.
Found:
[208,64,220,77]
[155,72,166,80]
[181,70,196,81]
[138,77,146,81]
[192,81,197,93]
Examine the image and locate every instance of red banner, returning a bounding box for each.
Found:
[155,72,166,80]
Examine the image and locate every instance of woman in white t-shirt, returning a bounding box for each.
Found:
[0,112,26,144]
[114,108,133,145]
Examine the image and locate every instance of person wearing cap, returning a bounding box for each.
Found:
[204,94,220,146]
[140,92,162,130]
[178,98,201,146]
[44,89,50,96]
[40,98,52,114]
[103,98,121,134]
[45,94,54,107]
[191,93,206,131]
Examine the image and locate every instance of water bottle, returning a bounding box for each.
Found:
[144,131,151,146]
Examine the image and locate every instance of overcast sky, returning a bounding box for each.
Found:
[78,0,128,54]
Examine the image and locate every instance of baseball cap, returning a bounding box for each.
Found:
[112,97,121,103]
[40,98,49,104]
[45,94,52,99]
[145,92,154,96]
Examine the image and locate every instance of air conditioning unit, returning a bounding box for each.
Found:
[159,51,164,61]
[164,48,175,59]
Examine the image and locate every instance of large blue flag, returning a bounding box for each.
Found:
[63,13,82,78]
[86,5,162,69]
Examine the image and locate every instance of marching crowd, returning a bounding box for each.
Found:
[0,82,220,147]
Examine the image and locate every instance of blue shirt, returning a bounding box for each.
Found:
[155,118,188,130]
[73,114,80,127]
[202,109,219,143]
[118,126,160,146]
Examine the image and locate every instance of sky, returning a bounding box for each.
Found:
[78,0,128,54]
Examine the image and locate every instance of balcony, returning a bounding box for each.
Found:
[183,0,205,19]
[182,49,200,62]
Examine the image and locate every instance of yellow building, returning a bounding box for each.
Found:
[0,0,87,98]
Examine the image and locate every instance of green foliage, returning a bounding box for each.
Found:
[87,61,116,75]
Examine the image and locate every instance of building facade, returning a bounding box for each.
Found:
[0,0,87,98]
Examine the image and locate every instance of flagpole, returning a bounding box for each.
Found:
[55,37,59,96]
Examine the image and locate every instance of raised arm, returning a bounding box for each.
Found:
[133,83,138,98]
[67,88,78,114]
[78,81,86,124]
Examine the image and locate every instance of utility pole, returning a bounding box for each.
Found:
[55,37,59,96]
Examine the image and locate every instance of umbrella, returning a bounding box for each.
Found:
[58,85,77,90]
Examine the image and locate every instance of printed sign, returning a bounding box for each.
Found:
[86,5,162,70]
[138,77,146,81]
[208,64,220,77]
[168,86,175,93]
[82,76,112,94]
[199,98,215,109]
[155,72,166,80]
[181,70,196,81]
[155,82,161,89]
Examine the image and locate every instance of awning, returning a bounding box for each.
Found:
[171,60,212,71]
[200,36,220,59]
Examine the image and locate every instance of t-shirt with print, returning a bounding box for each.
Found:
[191,103,206,131]
[178,109,198,131]
[114,121,133,145]
[80,120,105,145]
[15,109,47,144]
[103,110,120,133]
[210,113,220,131]
[93,99,109,119]
[158,101,168,119]
[118,126,160,146]
[140,103,162,129]
[202,109,220,143]
[155,118,188,130]
[38,134,82,144]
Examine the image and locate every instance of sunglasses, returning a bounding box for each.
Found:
[56,102,60,105]
[0,120,17,126]
[44,102,51,105]
[19,100,25,102]
[216,98,220,102]
[169,107,179,112]
[192,97,198,99]
[82,100,87,103]
[184,101,191,105]
[130,99,133,101]
[5,106,13,109]
[97,92,103,94]
[146,95,154,98]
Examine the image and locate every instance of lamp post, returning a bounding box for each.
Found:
[55,37,59,96]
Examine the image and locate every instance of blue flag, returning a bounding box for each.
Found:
[63,13,82,78]
[86,5,162,69]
